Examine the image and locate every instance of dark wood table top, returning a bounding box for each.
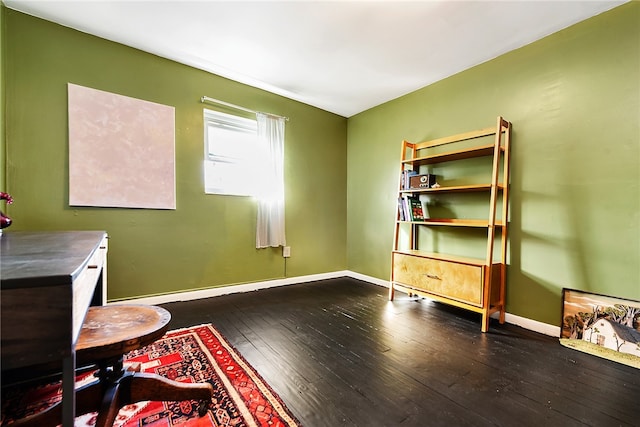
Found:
[1,230,107,289]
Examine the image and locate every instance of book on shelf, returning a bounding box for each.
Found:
[398,196,425,221]
[408,197,425,221]
[397,197,406,221]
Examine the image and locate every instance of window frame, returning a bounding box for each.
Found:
[203,108,258,196]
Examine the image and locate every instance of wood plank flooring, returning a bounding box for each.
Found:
[160,277,639,427]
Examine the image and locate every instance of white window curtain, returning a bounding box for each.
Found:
[255,113,286,248]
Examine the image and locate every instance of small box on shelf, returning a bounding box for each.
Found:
[409,174,437,190]
[400,170,438,191]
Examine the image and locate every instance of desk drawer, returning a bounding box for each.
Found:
[72,237,108,342]
[392,253,483,306]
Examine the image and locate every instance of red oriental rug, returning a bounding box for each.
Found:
[1,324,302,427]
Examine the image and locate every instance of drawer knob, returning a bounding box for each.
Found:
[424,273,441,280]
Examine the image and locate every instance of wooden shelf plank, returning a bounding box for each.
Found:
[391,283,485,310]
[392,250,488,267]
[413,126,497,150]
[400,184,505,194]
[396,218,504,227]
[402,144,502,166]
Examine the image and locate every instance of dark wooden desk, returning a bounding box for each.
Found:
[1,230,108,426]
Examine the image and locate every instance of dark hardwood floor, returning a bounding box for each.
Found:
[160,278,638,427]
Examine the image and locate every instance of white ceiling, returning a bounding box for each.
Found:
[4,0,628,117]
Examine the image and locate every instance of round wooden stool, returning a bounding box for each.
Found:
[13,305,213,427]
[77,304,171,362]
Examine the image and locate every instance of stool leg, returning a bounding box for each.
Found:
[93,375,128,427]
[127,373,213,402]
[92,372,213,424]
[127,373,213,416]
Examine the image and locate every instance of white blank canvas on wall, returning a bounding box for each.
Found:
[68,83,176,209]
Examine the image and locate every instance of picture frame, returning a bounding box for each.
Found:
[561,288,640,368]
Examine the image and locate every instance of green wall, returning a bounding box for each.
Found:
[347,2,639,326]
[4,10,347,300]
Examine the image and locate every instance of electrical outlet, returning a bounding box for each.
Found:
[282,246,291,258]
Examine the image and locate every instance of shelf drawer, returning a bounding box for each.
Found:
[392,253,483,306]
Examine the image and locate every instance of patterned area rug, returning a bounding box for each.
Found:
[1,324,301,426]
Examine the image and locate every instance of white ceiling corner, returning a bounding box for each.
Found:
[3,0,629,117]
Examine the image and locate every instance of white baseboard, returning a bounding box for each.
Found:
[110,270,352,306]
[112,270,560,337]
[500,312,561,337]
[346,270,390,288]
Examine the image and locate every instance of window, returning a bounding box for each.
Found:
[203,109,259,196]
